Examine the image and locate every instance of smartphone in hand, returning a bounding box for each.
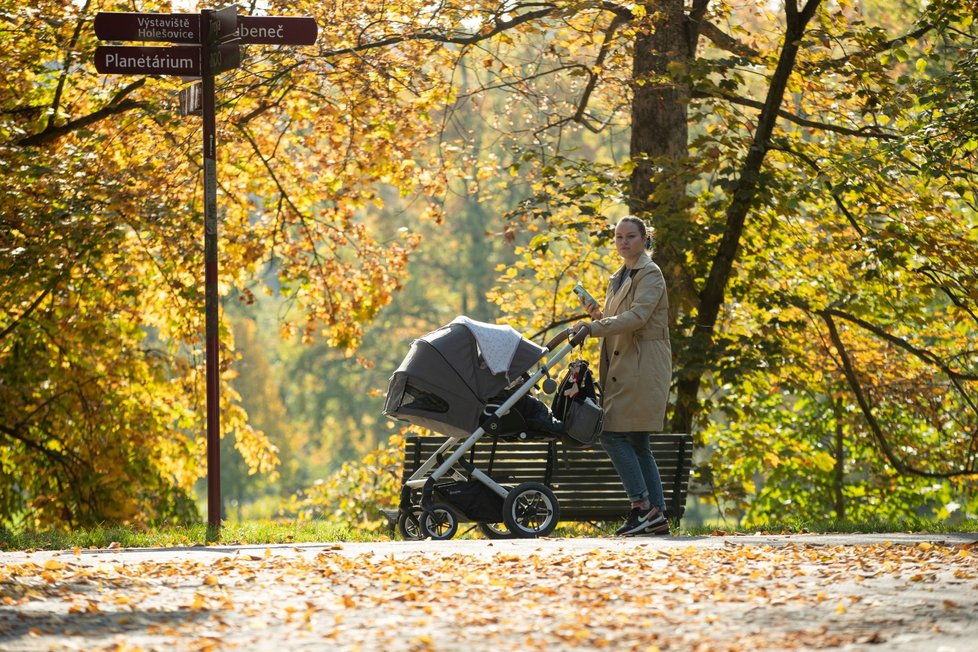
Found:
[573,282,598,309]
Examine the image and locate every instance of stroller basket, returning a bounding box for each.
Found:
[436,479,505,522]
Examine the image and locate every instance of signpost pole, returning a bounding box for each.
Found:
[200,8,221,530]
[93,5,316,531]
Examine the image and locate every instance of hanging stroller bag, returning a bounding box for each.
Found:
[551,360,603,447]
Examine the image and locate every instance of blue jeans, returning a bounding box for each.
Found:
[601,431,665,511]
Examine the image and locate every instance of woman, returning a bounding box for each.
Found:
[574,215,672,536]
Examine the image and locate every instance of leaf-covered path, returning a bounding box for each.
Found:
[2,533,976,651]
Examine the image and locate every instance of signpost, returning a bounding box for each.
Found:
[93,7,318,529]
[200,5,237,532]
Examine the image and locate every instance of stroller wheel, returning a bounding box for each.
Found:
[396,508,424,541]
[419,503,459,540]
[503,482,560,538]
[477,522,517,540]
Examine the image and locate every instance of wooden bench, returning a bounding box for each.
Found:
[385,433,693,535]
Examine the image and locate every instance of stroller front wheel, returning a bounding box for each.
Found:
[419,503,459,540]
[503,482,560,538]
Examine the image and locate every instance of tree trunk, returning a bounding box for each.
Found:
[669,1,822,434]
[832,397,846,520]
[628,0,692,324]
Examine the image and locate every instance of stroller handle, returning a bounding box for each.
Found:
[545,326,588,351]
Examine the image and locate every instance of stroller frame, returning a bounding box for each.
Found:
[400,327,588,539]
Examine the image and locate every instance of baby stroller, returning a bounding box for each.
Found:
[383,316,592,539]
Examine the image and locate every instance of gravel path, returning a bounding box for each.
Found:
[2,532,976,651]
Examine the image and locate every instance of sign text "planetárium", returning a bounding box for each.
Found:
[93,45,203,76]
[103,50,196,71]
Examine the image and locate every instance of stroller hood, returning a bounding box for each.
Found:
[384,317,546,437]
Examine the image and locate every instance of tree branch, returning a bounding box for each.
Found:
[696,21,760,58]
[775,144,978,330]
[17,79,149,147]
[830,23,935,67]
[0,423,70,465]
[315,6,559,59]
[821,310,976,478]
[693,89,898,140]
[685,0,713,53]
[916,265,978,326]
[768,139,866,237]
[46,0,93,136]
[0,272,66,341]
[570,13,628,132]
[819,305,978,383]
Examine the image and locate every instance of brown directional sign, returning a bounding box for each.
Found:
[94,12,201,43]
[95,10,318,47]
[238,16,318,45]
[94,45,202,76]
[207,40,241,75]
[207,5,239,45]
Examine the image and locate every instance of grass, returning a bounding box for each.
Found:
[684,516,978,536]
[0,520,379,552]
[2,516,975,552]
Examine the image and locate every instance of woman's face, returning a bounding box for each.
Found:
[614,221,645,262]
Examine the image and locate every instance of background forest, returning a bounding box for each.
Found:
[2,0,977,532]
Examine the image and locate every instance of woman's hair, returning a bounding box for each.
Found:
[618,215,654,250]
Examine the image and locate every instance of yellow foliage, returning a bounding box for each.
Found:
[286,430,407,529]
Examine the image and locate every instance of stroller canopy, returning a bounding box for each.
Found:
[384,317,546,437]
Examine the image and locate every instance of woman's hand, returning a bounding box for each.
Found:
[585,302,603,320]
[572,321,591,336]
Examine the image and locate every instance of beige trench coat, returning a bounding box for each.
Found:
[587,253,671,432]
